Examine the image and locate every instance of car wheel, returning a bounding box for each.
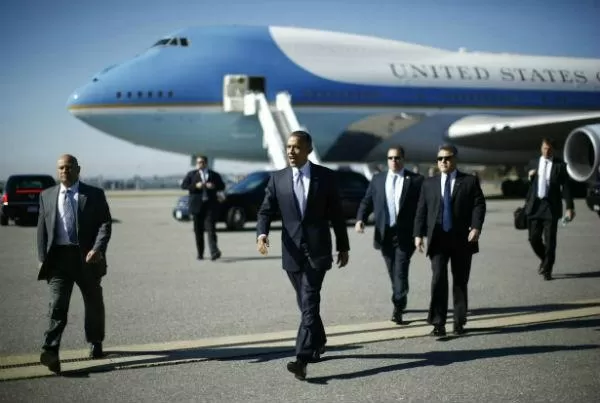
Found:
[0,214,8,226]
[226,207,246,230]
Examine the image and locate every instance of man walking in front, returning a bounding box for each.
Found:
[524,138,575,280]
[355,146,424,324]
[256,130,350,381]
[414,145,486,337]
[181,155,226,261]
[37,154,112,373]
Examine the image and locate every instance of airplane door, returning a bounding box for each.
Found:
[223,75,266,112]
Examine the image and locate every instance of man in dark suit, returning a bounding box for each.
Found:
[524,138,575,280]
[37,154,112,373]
[181,155,226,261]
[414,145,486,337]
[355,146,424,324]
[256,130,350,381]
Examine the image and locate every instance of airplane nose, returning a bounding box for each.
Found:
[66,91,81,111]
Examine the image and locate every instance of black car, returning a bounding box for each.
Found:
[173,169,371,230]
[1,174,56,226]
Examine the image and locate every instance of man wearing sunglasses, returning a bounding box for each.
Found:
[356,146,424,325]
[413,144,486,337]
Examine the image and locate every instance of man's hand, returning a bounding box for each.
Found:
[528,169,536,179]
[565,209,575,221]
[415,237,424,253]
[354,220,365,234]
[85,249,103,263]
[195,182,204,189]
[336,251,349,268]
[205,182,215,189]
[468,228,480,242]
[257,235,269,256]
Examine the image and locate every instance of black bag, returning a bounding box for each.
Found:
[513,207,527,230]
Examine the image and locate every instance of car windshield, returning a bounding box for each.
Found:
[227,172,269,194]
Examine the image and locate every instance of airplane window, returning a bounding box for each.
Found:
[116,92,121,99]
[158,91,163,98]
[137,91,143,98]
[168,91,174,98]
[169,38,178,46]
[152,38,170,47]
[127,92,132,98]
[180,38,189,46]
[148,91,153,98]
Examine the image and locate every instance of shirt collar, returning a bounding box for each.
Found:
[60,181,79,193]
[388,168,404,178]
[293,162,311,177]
[442,170,457,180]
[540,156,553,163]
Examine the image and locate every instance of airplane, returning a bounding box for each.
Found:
[66,25,600,195]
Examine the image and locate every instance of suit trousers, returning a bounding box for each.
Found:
[428,228,472,327]
[380,230,415,311]
[527,199,558,274]
[43,245,105,350]
[287,266,327,363]
[192,202,219,258]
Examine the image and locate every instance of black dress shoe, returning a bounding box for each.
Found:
[453,324,466,335]
[210,251,222,261]
[308,345,326,363]
[286,360,307,380]
[40,349,61,373]
[430,326,446,337]
[391,309,403,325]
[543,273,553,281]
[89,342,104,359]
[538,264,545,275]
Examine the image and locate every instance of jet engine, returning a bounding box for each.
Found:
[563,124,600,182]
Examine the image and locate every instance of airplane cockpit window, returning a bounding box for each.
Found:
[152,38,170,47]
[152,37,189,47]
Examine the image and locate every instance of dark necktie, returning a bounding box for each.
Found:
[294,171,305,217]
[63,189,77,243]
[442,175,453,232]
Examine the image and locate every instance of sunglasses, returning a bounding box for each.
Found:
[437,156,454,162]
[387,156,402,161]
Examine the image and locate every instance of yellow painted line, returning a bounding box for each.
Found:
[1,299,598,381]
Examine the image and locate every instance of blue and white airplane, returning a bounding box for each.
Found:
[66,25,600,188]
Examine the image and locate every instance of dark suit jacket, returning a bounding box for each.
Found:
[37,182,112,280]
[524,157,574,220]
[356,170,424,249]
[180,169,226,214]
[256,163,350,272]
[413,171,486,256]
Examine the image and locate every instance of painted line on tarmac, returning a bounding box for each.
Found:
[1,298,599,381]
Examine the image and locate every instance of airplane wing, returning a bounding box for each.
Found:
[447,111,600,150]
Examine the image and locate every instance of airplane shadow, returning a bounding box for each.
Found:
[551,270,600,279]
[219,255,282,263]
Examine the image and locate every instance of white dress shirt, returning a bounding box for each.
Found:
[199,169,209,182]
[440,170,457,196]
[386,169,404,225]
[56,181,79,245]
[537,156,552,199]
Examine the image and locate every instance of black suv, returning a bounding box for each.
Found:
[173,169,371,230]
[1,174,56,226]
[585,171,600,217]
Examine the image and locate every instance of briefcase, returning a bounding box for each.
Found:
[513,206,527,230]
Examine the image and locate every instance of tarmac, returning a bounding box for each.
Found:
[0,194,598,402]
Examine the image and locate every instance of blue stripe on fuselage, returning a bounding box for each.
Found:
[70,26,600,110]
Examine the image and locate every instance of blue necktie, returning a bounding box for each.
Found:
[442,175,453,232]
[63,189,77,244]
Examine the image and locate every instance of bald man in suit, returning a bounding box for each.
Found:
[37,154,112,373]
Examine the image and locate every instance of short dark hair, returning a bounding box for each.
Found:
[388,146,405,158]
[438,144,458,156]
[541,138,556,148]
[196,155,208,163]
[289,130,313,149]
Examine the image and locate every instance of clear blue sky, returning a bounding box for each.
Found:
[2,0,599,180]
